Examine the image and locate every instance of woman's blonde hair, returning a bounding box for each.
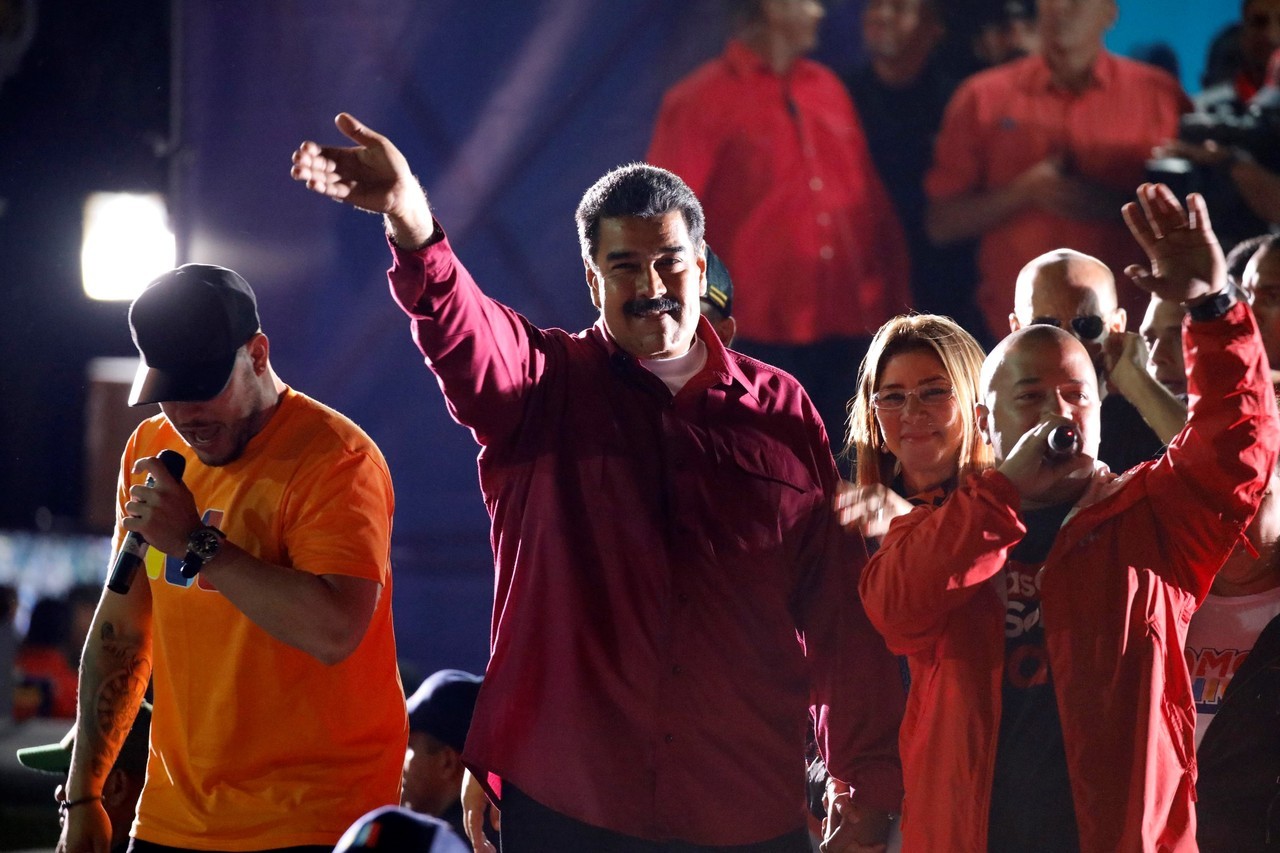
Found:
[844,314,992,488]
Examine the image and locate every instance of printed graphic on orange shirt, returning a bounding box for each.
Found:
[146,508,224,590]
[1185,646,1249,714]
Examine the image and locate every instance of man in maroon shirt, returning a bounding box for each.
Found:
[290,114,904,853]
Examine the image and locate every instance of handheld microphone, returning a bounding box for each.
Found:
[1045,424,1081,461]
[106,449,187,595]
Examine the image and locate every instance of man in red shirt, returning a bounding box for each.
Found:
[925,0,1189,341]
[647,0,910,447]
[291,114,904,853]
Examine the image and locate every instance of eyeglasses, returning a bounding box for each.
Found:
[1030,315,1106,341]
[871,383,955,411]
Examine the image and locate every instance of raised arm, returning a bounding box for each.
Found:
[291,112,435,250]
[1122,184,1280,594]
[291,114,546,446]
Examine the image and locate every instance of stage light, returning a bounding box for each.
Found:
[81,192,176,301]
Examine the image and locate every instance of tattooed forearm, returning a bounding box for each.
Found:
[85,621,151,779]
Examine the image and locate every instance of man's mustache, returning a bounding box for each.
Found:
[623,297,681,317]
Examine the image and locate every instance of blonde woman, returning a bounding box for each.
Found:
[835,314,991,538]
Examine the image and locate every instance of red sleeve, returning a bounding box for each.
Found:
[386,228,546,447]
[860,470,1025,656]
[1146,301,1280,599]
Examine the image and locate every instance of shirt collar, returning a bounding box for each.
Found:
[590,317,758,401]
[723,38,812,87]
[1025,49,1114,93]
[724,38,774,78]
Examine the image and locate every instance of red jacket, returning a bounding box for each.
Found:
[861,302,1278,852]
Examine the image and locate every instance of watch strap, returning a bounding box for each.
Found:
[1187,290,1235,322]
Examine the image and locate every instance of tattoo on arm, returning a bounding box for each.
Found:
[88,621,151,778]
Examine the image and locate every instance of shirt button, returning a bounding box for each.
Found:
[810,176,823,192]
[816,212,831,227]
[819,245,834,261]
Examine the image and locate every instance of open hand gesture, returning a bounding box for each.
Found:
[290,113,434,247]
[1121,183,1225,304]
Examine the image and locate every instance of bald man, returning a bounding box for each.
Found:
[858,185,1277,851]
[1008,248,1174,474]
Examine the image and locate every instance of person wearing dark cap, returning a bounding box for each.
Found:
[18,701,152,853]
[699,246,736,347]
[59,264,407,853]
[402,670,482,839]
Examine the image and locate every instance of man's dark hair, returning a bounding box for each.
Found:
[1228,232,1277,288]
[575,163,705,263]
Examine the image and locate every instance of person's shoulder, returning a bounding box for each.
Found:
[127,411,181,454]
[725,349,811,406]
[276,388,389,468]
[795,55,845,86]
[659,52,736,105]
[1106,52,1186,98]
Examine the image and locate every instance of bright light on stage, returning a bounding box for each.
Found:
[81,192,176,301]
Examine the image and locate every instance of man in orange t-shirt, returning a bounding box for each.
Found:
[925,0,1189,341]
[59,264,407,853]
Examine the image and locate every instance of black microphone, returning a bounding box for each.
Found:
[1045,424,1081,461]
[106,449,187,595]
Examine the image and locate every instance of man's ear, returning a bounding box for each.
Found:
[1008,313,1023,333]
[1108,308,1127,333]
[584,258,602,310]
[697,247,708,298]
[976,402,994,446]
[247,332,270,376]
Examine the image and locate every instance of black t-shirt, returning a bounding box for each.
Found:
[1098,392,1166,476]
[988,501,1081,853]
[844,57,988,343]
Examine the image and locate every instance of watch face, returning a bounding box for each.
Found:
[189,528,221,561]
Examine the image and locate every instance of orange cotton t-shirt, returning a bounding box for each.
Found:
[114,387,407,850]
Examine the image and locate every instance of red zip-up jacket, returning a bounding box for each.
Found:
[861,301,1278,852]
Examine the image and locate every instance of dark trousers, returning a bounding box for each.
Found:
[129,842,331,853]
[499,785,811,853]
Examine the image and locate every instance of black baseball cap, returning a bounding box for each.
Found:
[406,669,483,753]
[128,264,261,406]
